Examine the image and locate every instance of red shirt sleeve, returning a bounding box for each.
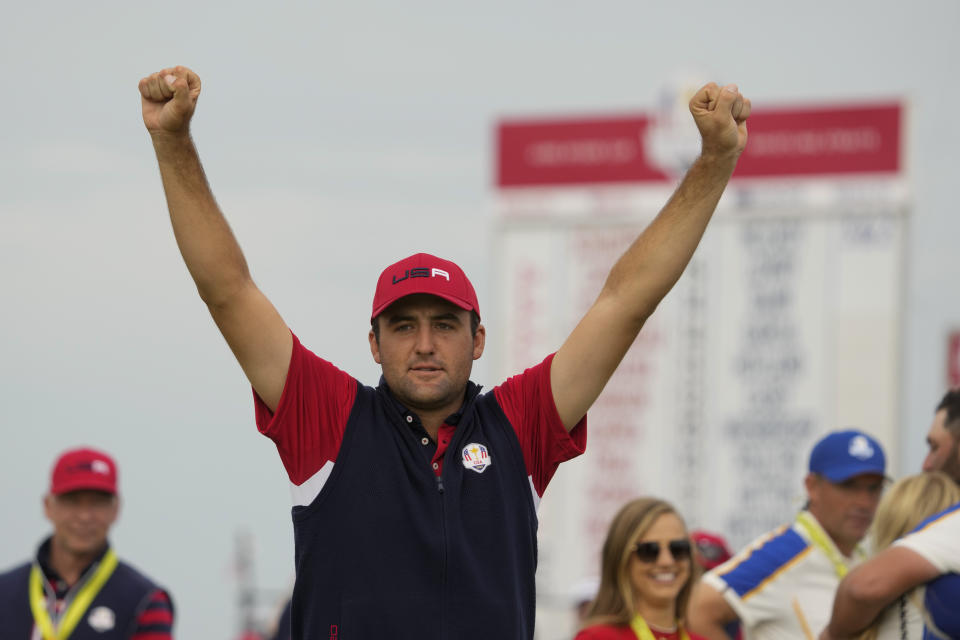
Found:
[131,589,174,640]
[493,352,587,498]
[254,332,358,485]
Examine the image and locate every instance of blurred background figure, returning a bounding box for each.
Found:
[570,577,601,626]
[690,531,733,572]
[265,598,292,640]
[690,531,740,640]
[0,448,174,639]
[921,389,960,482]
[846,471,960,640]
[689,430,886,640]
[575,497,706,640]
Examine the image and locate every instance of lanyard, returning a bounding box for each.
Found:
[795,511,860,580]
[29,549,118,640]
[630,614,690,640]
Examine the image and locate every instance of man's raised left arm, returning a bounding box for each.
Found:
[551,83,750,430]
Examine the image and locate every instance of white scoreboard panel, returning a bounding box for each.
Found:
[494,193,905,636]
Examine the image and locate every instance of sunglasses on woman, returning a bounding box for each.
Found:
[634,539,692,563]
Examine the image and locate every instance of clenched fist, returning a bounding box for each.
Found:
[689,83,751,161]
[139,66,202,136]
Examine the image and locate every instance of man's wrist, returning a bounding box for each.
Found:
[697,147,741,168]
[150,130,196,160]
[150,129,192,148]
[689,151,739,182]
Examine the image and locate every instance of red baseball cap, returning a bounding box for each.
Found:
[371,253,480,321]
[691,530,733,570]
[49,447,118,496]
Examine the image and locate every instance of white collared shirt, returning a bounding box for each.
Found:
[701,511,862,640]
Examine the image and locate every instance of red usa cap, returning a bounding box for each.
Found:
[50,447,118,496]
[371,253,480,321]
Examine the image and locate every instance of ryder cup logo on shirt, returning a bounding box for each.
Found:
[87,606,116,632]
[462,443,493,473]
[848,435,875,460]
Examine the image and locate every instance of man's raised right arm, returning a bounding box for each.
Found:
[140,65,291,411]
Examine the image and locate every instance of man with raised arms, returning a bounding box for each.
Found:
[139,65,750,639]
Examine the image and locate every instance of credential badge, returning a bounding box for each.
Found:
[462,443,493,474]
[87,606,116,632]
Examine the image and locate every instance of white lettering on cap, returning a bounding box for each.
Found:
[91,460,110,475]
[431,268,450,281]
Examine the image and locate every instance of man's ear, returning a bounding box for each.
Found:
[108,496,120,526]
[43,494,54,522]
[369,329,382,364]
[804,473,818,497]
[473,324,486,360]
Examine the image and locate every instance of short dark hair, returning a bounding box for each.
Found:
[936,389,960,436]
[371,310,480,344]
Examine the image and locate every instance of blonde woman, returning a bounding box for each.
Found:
[576,498,706,640]
[853,471,960,640]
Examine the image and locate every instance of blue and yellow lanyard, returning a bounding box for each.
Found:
[29,549,118,640]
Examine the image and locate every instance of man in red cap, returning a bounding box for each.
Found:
[0,447,174,639]
[139,65,750,639]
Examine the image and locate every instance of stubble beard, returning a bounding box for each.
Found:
[940,438,960,485]
[390,368,467,416]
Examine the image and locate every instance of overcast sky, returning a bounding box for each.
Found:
[3,2,959,637]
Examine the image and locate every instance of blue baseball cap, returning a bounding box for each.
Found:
[809,430,886,483]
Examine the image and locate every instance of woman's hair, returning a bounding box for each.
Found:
[858,472,960,640]
[581,497,700,629]
[870,471,960,551]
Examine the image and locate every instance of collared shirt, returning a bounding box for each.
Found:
[702,511,862,640]
[34,538,173,640]
[254,333,587,638]
[894,501,960,639]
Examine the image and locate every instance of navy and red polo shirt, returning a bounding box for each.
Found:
[255,333,586,639]
[0,538,173,639]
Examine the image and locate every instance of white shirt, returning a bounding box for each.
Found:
[702,511,863,640]
[873,594,923,640]
[894,501,960,639]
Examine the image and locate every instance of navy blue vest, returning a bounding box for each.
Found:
[0,553,162,639]
[289,380,539,639]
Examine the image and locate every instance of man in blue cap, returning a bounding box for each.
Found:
[822,389,960,640]
[689,430,886,640]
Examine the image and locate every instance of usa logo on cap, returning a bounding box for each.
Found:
[462,443,492,474]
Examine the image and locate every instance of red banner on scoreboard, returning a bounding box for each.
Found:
[497,116,668,188]
[497,102,902,188]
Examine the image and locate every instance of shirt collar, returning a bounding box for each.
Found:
[35,535,111,587]
[377,376,482,427]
